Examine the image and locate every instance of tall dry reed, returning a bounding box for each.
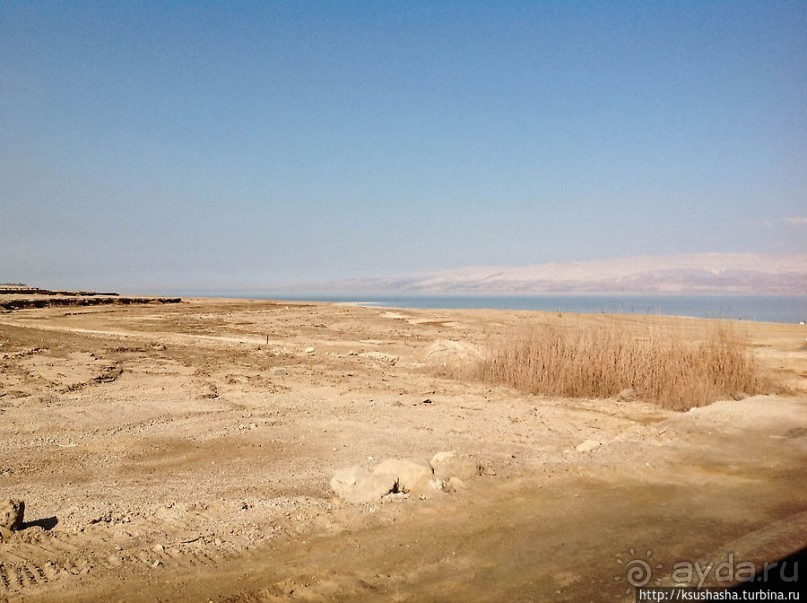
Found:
[470,323,769,411]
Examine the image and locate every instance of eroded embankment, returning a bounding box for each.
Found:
[0,297,181,312]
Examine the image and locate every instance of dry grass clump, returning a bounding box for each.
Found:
[471,323,771,411]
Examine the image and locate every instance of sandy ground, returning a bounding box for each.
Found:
[0,298,805,602]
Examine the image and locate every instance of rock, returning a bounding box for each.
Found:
[304,347,315,354]
[200,383,218,399]
[429,451,483,481]
[373,458,433,493]
[331,466,396,504]
[408,475,444,497]
[358,351,399,365]
[576,439,602,453]
[447,476,466,491]
[0,499,24,531]
[431,451,455,465]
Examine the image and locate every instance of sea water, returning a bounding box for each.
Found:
[238,294,807,324]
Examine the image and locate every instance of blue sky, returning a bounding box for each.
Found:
[1,1,805,292]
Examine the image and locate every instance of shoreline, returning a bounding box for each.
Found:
[150,292,807,324]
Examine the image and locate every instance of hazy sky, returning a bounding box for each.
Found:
[1,1,805,292]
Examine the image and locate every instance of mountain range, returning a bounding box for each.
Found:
[308,253,807,295]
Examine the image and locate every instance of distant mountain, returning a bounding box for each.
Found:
[309,253,807,295]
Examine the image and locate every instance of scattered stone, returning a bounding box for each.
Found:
[616,388,637,402]
[152,544,165,553]
[421,398,433,405]
[576,439,602,453]
[358,351,399,365]
[200,383,219,399]
[94,363,123,384]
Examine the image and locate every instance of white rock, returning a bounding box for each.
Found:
[430,451,483,480]
[373,458,432,493]
[576,439,602,453]
[430,451,455,465]
[0,499,24,531]
[447,476,466,491]
[331,466,396,504]
[408,475,444,497]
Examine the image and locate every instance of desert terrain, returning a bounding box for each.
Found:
[0,297,805,602]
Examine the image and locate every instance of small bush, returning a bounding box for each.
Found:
[469,323,771,411]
